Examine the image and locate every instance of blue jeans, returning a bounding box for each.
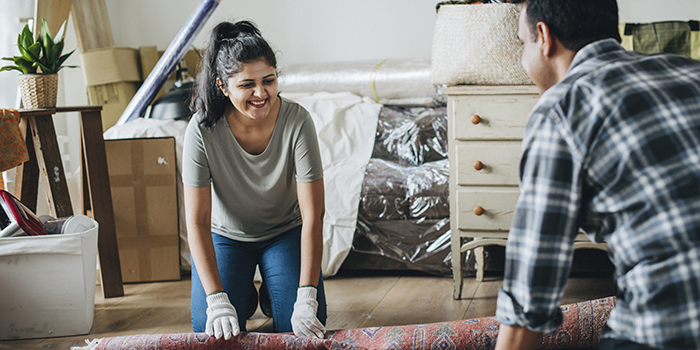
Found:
[191,226,327,333]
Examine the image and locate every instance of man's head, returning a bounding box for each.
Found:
[512,0,621,51]
[512,0,620,91]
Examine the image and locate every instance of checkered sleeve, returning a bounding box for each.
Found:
[496,107,583,333]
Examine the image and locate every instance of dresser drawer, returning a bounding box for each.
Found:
[455,142,521,186]
[455,187,520,231]
[451,94,538,141]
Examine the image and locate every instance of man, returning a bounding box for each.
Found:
[494,1,700,349]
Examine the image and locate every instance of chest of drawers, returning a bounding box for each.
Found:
[446,85,606,299]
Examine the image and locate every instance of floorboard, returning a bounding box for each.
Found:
[0,270,615,350]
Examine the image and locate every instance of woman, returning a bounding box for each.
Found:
[183,20,327,340]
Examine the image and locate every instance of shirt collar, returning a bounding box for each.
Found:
[568,38,626,74]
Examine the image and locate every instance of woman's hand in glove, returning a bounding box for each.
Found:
[290,286,326,338]
[205,292,240,340]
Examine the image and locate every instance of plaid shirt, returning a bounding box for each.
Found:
[496,39,700,350]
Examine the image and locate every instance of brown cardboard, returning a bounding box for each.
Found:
[80,47,142,86]
[81,47,142,130]
[104,137,180,283]
[139,46,200,79]
[139,46,200,102]
[87,82,140,131]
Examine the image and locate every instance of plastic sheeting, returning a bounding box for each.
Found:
[352,105,482,276]
[374,106,448,166]
[279,58,445,107]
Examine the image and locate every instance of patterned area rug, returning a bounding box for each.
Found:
[77,296,616,350]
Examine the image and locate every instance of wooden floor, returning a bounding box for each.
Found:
[0,269,615,350]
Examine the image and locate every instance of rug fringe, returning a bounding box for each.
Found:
[71,338,100,350]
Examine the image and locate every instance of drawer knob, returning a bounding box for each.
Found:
[471,114,481,125]
[473,160,484,171]
[474,206,485,216]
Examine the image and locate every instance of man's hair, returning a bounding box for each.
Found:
[512,0,621,51]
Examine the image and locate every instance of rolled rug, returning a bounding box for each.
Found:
[73,296,616,350]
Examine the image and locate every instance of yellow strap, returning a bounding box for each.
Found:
[371,59,389,103]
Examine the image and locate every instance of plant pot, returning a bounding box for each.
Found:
[17,73,58,109]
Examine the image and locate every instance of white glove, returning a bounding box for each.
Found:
[290,286,326,338]
[205,292,240,340]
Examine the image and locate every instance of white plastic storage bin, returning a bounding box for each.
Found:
[0,219,98,340]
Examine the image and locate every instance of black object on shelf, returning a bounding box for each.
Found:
[148,59,196,122]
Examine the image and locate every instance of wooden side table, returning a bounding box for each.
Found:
[15,106,124,298]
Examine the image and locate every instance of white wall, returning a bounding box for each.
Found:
[2,0,700,202]
[106,0,438,66]
[618,0,700,23]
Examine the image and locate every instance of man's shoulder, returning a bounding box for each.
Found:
[547,46,700,107]
[574,41,700,90]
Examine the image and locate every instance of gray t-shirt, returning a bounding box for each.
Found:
[182,97,323,242]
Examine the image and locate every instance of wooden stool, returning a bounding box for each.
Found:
[15,106,124,298]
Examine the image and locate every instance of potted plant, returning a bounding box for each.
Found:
[1,19,77,109]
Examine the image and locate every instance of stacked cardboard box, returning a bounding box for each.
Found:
[80,47,142,131]
[80,46,201,130]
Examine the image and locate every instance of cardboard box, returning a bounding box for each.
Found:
[80,47,143,131]
[0,221,98,340]
[105,137,180,283]
[87,82,140,131]
[81,47,142,86]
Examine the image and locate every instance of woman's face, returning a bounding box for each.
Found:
[220,59,278,121]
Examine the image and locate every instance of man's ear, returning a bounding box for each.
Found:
[536,21,555,57]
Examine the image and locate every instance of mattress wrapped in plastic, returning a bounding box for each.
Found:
[279,58,445,106]
[352,105,483,276]
[359,158,449,221]
[373,106,448,166]
[355,158,476,276]
[353,215,457,275]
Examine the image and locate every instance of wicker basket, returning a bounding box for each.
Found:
[17,74,59,109]
[431,3,533,85]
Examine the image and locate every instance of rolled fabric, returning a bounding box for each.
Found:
[82,296,617,350]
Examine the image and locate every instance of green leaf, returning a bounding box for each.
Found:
[50,39,64,62]
[20,24,34,48]
[19,61,35,74]
[55,49,75,69]
[23,42,42,62]
[43,32,54,59]
[41,18,53,40]
[54,21,67,42]
[0,66,23,73]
